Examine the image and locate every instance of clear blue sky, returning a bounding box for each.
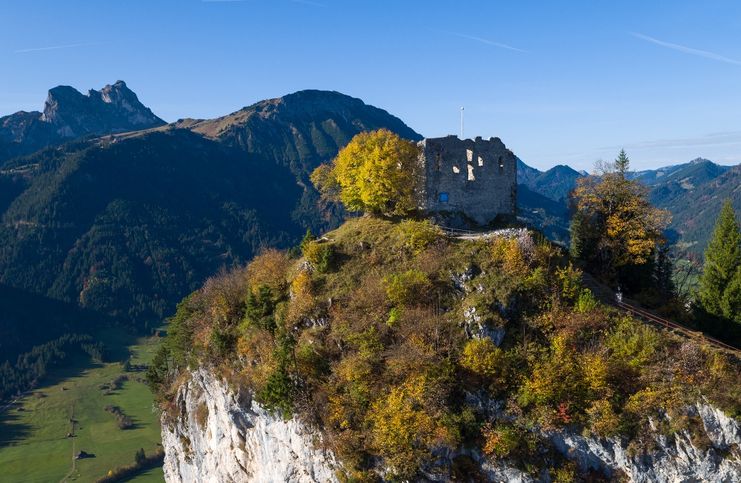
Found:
[2,0,741,171]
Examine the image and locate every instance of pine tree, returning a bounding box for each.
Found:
[698,200,741,319]
[300,228,315,253]
[653,244,675,299]
[721,266,741,323]
[615,149,630,176]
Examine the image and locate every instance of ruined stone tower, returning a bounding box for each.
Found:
[418,135,517,225]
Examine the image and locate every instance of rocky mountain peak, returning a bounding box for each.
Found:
[41,81,164,133]
[1,81,165,162]
[97,80,135,105]
[41,85,87,123]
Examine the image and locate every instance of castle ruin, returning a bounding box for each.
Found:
[417,135,517,225]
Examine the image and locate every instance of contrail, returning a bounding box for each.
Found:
[630,32,741,66]
[449,32,527,53]
[14,42,99,54]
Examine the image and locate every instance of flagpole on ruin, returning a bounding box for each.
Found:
[460,106,464,139]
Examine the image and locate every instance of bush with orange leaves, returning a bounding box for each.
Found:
[245,249,291,295]
[287,269,316,322]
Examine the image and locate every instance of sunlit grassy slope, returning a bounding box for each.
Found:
[0,329,164,483]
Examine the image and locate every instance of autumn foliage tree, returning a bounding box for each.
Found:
[311,129,421,217]
[570,150,670,292]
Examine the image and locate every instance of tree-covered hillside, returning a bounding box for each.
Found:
[651,164,741,253]
[150,216,741,481]
[0,283,104,363]
[0,130,301,325]
[183,89,423,232]
[0,90,421,329]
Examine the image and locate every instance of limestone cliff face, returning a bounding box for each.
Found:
[161,369,339,483]
[550,402,741,482]
[162,369,740,482]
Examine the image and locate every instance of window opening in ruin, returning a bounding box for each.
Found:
[498,157,504,173]
[467,164,475,181]
[478,156,484,167]
[452,165,460,174]
[466,149,473,162]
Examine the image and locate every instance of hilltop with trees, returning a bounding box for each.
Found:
[150,132,741,481]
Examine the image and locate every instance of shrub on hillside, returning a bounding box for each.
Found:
[302,241,335,273]
[397,219,443,255]
[459,338,507,389]
[384,269,432,307]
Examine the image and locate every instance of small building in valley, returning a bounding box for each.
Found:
[417,135,517,225]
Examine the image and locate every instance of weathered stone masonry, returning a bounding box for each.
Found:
[418,135,517,225]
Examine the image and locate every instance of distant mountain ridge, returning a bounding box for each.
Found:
[0,84,421,328]
[182,89,421,160]
[0,81,165,161]
[516,156,741,253]
[516,159,582,244]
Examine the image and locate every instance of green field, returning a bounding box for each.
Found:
[0,329,165,483]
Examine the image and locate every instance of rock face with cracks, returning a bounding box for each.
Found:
[161,369,338,483]
[162,369,740,482]
[549,401,741,483]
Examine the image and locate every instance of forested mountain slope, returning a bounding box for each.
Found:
[0,130,300,325]
[0,88,421,329]
[180,89,422,230]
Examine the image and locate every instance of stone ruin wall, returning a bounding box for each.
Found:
[418,135,517,225]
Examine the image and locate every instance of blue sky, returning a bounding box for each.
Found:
[2,0,741,170]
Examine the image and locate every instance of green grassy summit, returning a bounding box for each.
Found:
[151,216,741,481]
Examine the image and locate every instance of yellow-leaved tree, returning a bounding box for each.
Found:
[570,150,670,292]
[310,129,421,217]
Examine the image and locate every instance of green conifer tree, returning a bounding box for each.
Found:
[300,228,315,253]
[615,149,630,176]
[698,200,741,319]
[721,265,741,324]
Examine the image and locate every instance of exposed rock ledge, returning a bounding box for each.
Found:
[549,401,741,483]
[162,369,740,482]
[161,369,338,483]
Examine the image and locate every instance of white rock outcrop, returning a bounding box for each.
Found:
[161,369,338,483]
[549,401,741,482]
[162,369,740,482]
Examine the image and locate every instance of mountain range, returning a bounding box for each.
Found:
[0,81,739,365]
[0,83,421,359]
[516,156,740,253]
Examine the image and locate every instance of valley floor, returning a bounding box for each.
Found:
[0,329,164,483]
